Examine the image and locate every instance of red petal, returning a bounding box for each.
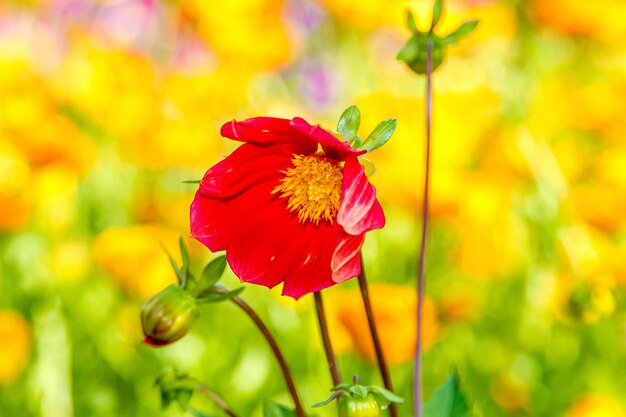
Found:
[337,157,385,235]
[199,142,298,199]
[221,117,318,150]
[280,221,341,299]
[289,117,365,160]
[331,233,364,283]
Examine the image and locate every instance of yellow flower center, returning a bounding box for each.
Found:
[273,154,343,224]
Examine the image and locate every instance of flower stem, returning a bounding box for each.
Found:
[358,251,398,417]
[313,291,341,386]
[414,40,433,417]
[197,384,240,417]
[217,287,306,417]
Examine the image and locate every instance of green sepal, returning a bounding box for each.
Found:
[312,391,342,408]
[179,237,191,288]
[164,246,185,286]
[263,401,297,417]
[406,9,418,32]
[396,35,422,62]
[337,105,361,142]
[348,385,368,399]
[441,20,479,45]
[366,385,405,406]
[423,371,470,417]
[431,0,443,31]
[331,383,353,392]
[358,118,397,153]
[191,255,227,296]
[196,286,244,304]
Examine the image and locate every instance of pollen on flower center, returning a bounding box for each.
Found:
[272,154,343,224]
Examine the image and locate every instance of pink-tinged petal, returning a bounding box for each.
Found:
[280,221,341,299]
[199,143,299,199]
[337,157,385,235]
[290,117,365,160]
[331,233,364,283]
[221,117,318,150]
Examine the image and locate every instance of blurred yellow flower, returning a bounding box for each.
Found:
[93,225,181,298]
[489,373,529,413]
[567,394,625,417]
[0,309,32,385]
[50,240,91,285]
[183,0,291,71]
[328,283,437,364]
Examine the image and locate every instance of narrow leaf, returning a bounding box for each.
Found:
[196,287,244,304]
[263,401,297,417]
[182,180,201,184]
[431,0,443,31]
[423,372,470,417]
[163,246,184,285]
[331,383,353,391]
[337,105,361,142]
[359,118,397,153]
[441,20,479,45]
[312,391,341,407]
[406,9,418,32]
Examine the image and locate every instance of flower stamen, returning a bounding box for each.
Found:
[273,154,343,224]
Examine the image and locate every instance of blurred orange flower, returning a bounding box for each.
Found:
[0,309,32,385]
[328,283,437,364]
[567,394,625,417]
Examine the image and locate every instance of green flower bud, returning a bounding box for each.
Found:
[141,285,199,346]
[338,394,380,417]
[397,33,445,75]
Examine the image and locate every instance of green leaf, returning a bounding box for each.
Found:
[193,256,227,295]
[312,391,341,407]
[188,408,217,417]
[367,385,405,405]
[337,105,361,142]
[359,118,397,153]
[441,20,479,45]
[182,180,201,184]
[431,0,443,31]
[396,35,421,62]
[331,383,353,391]
[179,237,190,288]
[348,385,368,399]
[423,372,470,417]
[406,9,418,32]
[263,401,297,417]
[196,287,244,304]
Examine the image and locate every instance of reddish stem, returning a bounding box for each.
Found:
[314,291,341,386]
[414,40,433,417]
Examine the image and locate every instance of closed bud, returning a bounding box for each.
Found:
[338,394,380,417]
[141,285,199,346]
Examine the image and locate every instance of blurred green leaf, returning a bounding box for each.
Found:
[407,9,418,32]
[182,180,201,184]
[423,372,470,417]
[431,0,443,31]
[441,20,479,45]
[359,118,397,153]
[337,105,361,142]
[188,408,217,417]
[263,401,297,417]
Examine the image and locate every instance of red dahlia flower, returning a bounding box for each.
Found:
[190,117,385,299]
